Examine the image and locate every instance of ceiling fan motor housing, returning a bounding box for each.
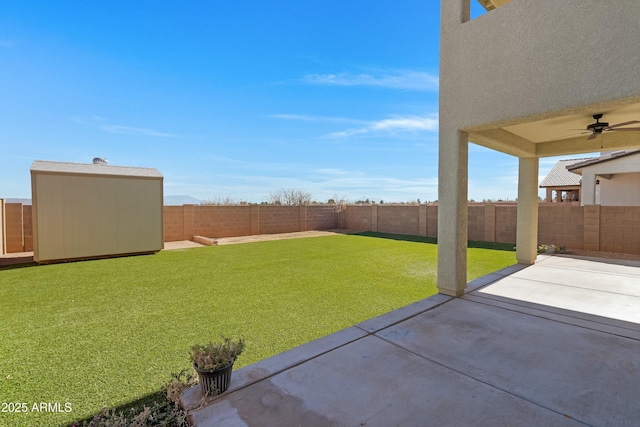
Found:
[588,114,608,133]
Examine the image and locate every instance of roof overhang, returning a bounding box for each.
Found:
[466,100,640,158]
[566,149,640,174]
[477,0,513,11]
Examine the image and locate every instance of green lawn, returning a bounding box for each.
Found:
[0,234,515,426]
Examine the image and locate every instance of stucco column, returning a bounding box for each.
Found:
[437,129,468,297]
[581,172,597,205]
[516,157,539,264]
[441,0,470,24]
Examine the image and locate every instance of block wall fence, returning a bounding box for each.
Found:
[163,205,339,242]
[1,201,639,255]
[1,202,33,254]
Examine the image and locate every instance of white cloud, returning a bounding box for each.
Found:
[100,125,176,138]
[326,114,438,139]
[302,70,439,91]
[313,168,351,176]
[71,116,176,138]
[268,114,366,125]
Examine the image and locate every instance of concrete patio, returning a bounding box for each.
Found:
[182,255,640,426]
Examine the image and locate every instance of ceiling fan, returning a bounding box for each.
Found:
[582,113,640,140]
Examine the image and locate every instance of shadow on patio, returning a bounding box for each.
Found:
[181,255,640,426]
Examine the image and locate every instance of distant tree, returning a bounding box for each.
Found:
[327,194,348,213]
[267,188,313,206]
[201,196,239,205]
[353,198,382,205]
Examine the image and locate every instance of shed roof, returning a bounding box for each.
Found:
[30,160,163,178]
[539,158,590,188]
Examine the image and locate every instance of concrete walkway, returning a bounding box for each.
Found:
[182,255,640,426]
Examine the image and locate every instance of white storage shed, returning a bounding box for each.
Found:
[30,160,164,263]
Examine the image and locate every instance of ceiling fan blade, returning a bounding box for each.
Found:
[607,120,640,129]
[609,127,640,131]
[586,132,597,140]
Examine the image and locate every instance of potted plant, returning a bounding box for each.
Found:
[190,336,245,396]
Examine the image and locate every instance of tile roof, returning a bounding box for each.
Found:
[539,158,590,187]
[30,160,163,178]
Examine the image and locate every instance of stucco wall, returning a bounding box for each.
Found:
[438,0,640,294]
[579,153,640,206]
[441,0,640,136]
[599,173,640,206]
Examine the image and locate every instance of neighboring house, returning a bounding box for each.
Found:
[539,159,590,203]
[437,0,640,296]
[540,151,640,205]
[567,150,640,206]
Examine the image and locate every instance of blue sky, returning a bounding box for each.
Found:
[1,1,580,203]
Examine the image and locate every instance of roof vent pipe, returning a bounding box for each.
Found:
[93,157,108,165]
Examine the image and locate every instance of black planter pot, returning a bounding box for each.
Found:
[193,363,234,396]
